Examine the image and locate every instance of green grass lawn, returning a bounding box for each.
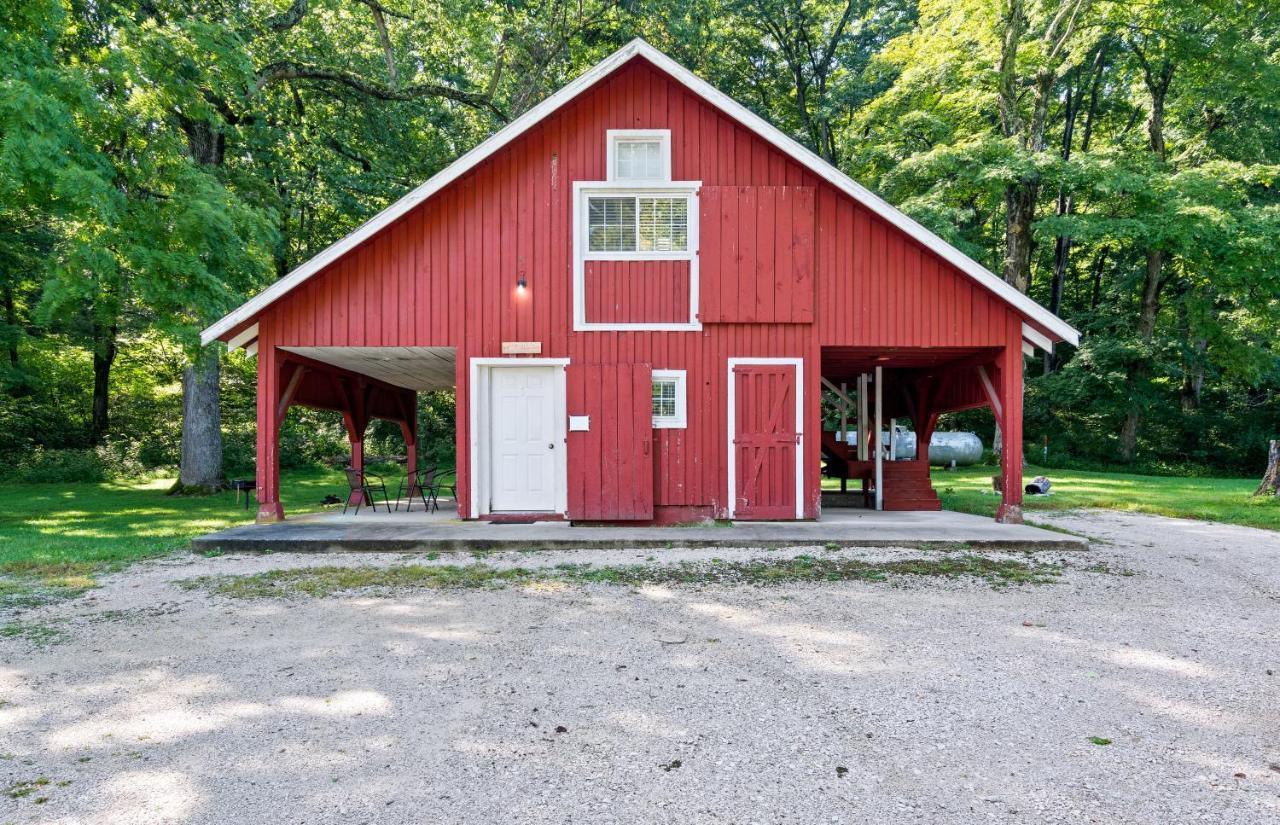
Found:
[2,463,1276,610]
[928,464,1280,530]
[0,468,355,607]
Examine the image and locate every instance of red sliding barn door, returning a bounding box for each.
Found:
[732,362,800,520]
[567,363,655,521]
[699,186,815,323]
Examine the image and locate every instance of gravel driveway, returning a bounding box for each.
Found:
[2,511,1277,824]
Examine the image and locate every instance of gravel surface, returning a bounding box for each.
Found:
[1,510,1277,824]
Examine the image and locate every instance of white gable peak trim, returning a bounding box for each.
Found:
[203,38,1078,347]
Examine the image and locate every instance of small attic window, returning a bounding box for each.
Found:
[607,130,671,182]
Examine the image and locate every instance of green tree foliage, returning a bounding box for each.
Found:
[0,0,1277,479]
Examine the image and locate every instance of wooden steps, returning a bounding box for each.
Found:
[879,461,941,511]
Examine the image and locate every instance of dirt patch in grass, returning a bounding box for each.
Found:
[179,553,1065,599]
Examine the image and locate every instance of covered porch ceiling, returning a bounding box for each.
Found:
[280,346,456,391]
[821,346,1000,383]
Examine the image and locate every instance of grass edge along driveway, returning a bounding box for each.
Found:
[924,464,1279,530]
[0,463,1275,608]
[0,468,344,608]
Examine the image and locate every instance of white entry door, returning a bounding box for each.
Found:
[489,366,559,511]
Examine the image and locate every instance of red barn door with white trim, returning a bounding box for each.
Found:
[732,362,800,520]
[566,363,654,521]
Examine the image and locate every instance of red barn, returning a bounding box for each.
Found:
[203,40,1078,526]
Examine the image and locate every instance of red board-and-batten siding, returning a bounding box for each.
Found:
[256,58,1025,519]
[584,260,689,324]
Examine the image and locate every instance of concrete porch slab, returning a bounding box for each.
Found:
[192,503,1086,553]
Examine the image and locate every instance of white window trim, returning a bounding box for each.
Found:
[726,357,805,520]
[651,369,687,429]
[606,129,671,182]
[467,358,570,518]
[573,180,701,331]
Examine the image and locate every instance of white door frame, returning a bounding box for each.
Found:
[468,358,569,516]
[726,357,805,520]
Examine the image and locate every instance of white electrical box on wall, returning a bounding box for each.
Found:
[568,415,590,432]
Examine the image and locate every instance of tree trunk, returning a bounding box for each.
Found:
[3,280,17,370]
[1119,249,1165,463]
[1180,342,1206,412]
[176,116,227,492]
[174,345,223,493]
[1117,47,1172,464]
[1002,183,1037,292]
[90,323,117,445]
[1088,246,1108,310]
[996,0,1089,295]
[1043,218,1067,375]
[1118,404,1141,464]
[1044,46,1105,375]
[1256,440,1279,497]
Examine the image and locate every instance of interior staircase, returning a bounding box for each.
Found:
[820,431,941,511]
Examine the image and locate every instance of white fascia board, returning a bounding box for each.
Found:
[202,38,1079,348]
[226,323,259,352]
[1021,322,1054,353]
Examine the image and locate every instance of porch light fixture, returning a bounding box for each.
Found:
[516,274,527,294]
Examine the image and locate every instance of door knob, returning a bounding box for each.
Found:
[548,443,555,449]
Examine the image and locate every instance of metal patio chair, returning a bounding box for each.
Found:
[397,466,455,513]
[343,467,390,514]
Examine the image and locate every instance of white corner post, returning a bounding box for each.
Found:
[874,366,883,511]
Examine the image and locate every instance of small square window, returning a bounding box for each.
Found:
[607,130,671,182]
[615,140,663,180]
[651,370,687,428]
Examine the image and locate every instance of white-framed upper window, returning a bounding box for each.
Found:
[651,370,687,428]
[587,194,689,253]
[572,128,700,330]
[607,129,671,182]
[572,180,701,329]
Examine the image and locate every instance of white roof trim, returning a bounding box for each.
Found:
[226,322,258,352]
[1021,322,1054,353]
[203,38,1079,347]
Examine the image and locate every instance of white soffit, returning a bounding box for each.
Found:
[203,39,1079,347]
[281,346,457,391]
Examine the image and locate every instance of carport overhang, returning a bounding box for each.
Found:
[255,346,457,523]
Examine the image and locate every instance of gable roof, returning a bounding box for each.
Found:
[203,38,1078,348]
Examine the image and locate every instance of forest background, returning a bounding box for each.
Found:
[2,0,1277,488]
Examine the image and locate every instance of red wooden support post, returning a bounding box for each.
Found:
[995,335,1024,524]
[399,389,418,499]
[255,332,285,523]
[338,377,371,507]
[914,378,935,467]
[920,412,939,465]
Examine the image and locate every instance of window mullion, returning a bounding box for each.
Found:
[633,196,642,252]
